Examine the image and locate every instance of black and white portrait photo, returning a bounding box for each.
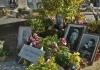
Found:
[77,33,100,65]
[64,24,87,51]
[17,27,32,48]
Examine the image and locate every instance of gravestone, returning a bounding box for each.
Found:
[32,0,37,9]
[17,0,30,10]
[0,0,6,10]
[5,0,10,8]
[3,34,18,57]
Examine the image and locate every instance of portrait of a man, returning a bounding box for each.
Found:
[77,33,100,65]
[17,27,32,48]
[64,24,87,51]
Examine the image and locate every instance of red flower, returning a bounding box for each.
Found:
[78,21,84,25]
[61,38,67,45]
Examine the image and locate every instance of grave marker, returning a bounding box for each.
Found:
[18,44,45,64]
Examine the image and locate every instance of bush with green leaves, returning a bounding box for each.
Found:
[0,49,9,56]
[39,34,58,53]
[87,20,100,34]
[55,48,71,67]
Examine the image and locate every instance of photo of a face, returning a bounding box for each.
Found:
[17,27,32,48]
[22,30,29,43]
[64,24,87,51]
[77,33,99,65]
[70,29,79,44]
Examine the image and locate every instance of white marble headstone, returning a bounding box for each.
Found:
[0,0,6,7]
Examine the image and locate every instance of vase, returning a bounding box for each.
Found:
[0,56,6,62]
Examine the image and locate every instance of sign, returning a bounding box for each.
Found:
[18,44,45,64]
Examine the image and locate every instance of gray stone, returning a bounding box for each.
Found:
[32,0,37,9]
[3,34,18,57]
[17,0,30,10]
[0,0,6,7]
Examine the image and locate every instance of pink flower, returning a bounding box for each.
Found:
[78,21,84,25]
[61,38,67,45]
[33,33,37,37]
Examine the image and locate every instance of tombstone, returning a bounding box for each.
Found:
[5,0,10,8]
[17,0,30,10]
[32,0,37,9]
[3,34,18,57]
[0,0,6,10]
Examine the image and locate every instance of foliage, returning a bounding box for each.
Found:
[55,48,71,67]
[25,18,45,35]
[26,56,58,70]
[0,48,9,56]
[0,41,4,45]
[87,20,100,34]
[17,7,27,13]
[36,0,84,23]
[39,34,58,53]
[85,6,91,11]
[70,52,81,68]
[24,16,55,37]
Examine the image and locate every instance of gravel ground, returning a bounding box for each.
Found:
[0,56,27,70]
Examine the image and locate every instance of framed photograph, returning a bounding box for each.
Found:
[77,33,100,65]
[64,24,87,51]
[17,26,32,48]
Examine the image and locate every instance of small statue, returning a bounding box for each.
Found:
[56,13,64,28]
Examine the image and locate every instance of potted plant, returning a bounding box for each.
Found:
[0,48,9,61]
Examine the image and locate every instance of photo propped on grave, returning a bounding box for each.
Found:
[64,24,87,51]
[77,33,100,65]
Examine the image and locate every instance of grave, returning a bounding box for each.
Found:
[3,34,18,57]
[17,0,30,10]
[0,0,6,10]
[0,18,27,40]
[32,0,37,9]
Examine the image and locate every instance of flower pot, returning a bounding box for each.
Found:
[0,56,6,62]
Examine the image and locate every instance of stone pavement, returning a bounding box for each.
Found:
[0,17,27,25]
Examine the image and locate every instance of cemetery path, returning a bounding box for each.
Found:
[0,56,27,70]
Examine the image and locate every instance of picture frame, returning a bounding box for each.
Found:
[17,26,32,48]
[77,33,100,65]
[64,24,87,51]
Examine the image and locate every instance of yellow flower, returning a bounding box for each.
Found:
[73,52,80,56]
[75,0,83,3]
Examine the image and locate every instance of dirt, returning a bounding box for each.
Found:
[82,59,100,70]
